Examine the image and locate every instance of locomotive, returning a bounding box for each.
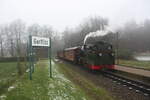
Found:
[57,41,115,70]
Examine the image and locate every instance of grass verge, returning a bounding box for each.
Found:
[118,59,150,70]
[0,62,26,95]
[1,60,87,100]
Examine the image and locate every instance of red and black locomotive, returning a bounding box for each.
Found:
[57,41,115,70]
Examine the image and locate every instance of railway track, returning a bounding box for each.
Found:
[56,59,150,100]
[102,71,150,97]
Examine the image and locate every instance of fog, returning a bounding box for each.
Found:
[0,0,150,32]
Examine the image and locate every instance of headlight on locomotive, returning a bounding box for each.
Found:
[99,53,102,56]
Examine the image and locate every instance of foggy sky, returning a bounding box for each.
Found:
[0,0,150,32]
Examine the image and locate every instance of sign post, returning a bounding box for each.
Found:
[48,38,52,78]
[29,35,32,80]
[28,36,52,80]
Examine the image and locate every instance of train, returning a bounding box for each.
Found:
[57,41,115,70]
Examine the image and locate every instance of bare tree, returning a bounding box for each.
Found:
[41,25,53,37]
[61,16,109,48]
[9,19,26,75]
[27,24,41,36]
[0,26,5,57]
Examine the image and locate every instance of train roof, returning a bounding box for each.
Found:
[64,46,81,51]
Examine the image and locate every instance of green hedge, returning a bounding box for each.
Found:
[0,57,26,62]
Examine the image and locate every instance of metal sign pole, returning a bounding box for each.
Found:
[48,37,52,78]
[32,47,34,73]
[27,41,30,72]
[29,35,32,80]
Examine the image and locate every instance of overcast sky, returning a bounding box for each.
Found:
[0,0,150,32]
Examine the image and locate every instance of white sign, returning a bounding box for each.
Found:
[32,36,50,47]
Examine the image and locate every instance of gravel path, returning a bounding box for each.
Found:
[60,60,150,100]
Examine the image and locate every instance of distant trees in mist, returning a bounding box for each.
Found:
[0,19,59,57]
[61,17,150,54]
[62,16,108,48]
[118,19,150,53]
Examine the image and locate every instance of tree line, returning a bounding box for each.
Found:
[60,18,150,53]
